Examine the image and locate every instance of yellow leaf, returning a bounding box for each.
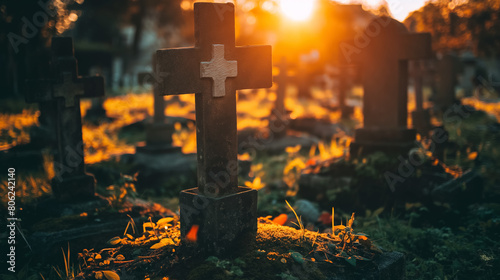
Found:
[107,237,122,246]
[285,145,301,154]
[468,152,478,160]
[156,217,174,228]
[143,222,155,232]
[150,242,167,250]
[95,271,103,279]
[102,270,120,280]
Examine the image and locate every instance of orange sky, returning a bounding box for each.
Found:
[334,0,430,21]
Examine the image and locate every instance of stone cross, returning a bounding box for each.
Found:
[410,60,433,135]
[156,3,271,254]
[435,54,461,110]
[26,37,105,202]
[348,17,432,156]
[136,54,181,154]
[273,57,292,117]
[271,57,293,138]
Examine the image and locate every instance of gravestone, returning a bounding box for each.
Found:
[26,37,105,202]
[136,55,182,154]
[271,56,293,138]
[460,52,477,97]
[435,54,461,111]
[410,60,433,136]
[156,3,272,254]
[348,17,432,156]
[84,67,113,123]
[336,65,354,119]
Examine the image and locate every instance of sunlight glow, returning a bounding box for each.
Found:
[279,0,316,22]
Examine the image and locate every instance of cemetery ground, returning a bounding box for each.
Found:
[1,87,499,280]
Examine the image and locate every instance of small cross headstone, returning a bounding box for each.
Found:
[84,66,113,123]
[271,57,294,138]
[26,37,105,202]
[348,17,432,156]
[136,54,181,154]
[460,52,477,97]
[335,64,355,119]
[410,60,433,136]
[435,54,461,111]
[156,3,272,254]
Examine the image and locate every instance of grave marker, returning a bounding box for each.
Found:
[410,60,433,136]
[348,17,432,156]
[271,57,293,138]
[156,3,272,254]
[435,54,461,110]
[136,54,181,154]
[26,37,105,202]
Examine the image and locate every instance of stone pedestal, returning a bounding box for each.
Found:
[350,127,416,157]
[180,186,257,255]
[51,173,96,202]
[135,121,181,154]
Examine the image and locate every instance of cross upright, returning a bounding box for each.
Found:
[410,60,433,135]
[270,57,294,138]
[273,57,293,117]
[348,17,432,156]
[156,3,272,254]
[26,37,105,202]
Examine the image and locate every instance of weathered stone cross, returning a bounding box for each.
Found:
[348,17,432,156]
[435,54,461,111]
[410,60,433,135]
[270,56,294,138]
[26,37,105,202]
[156,3,271,254]
[136,54,181,154]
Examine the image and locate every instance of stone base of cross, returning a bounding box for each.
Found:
[135,122,182,154]
[350,127,417,156]
[180,186,257,255]
[51,173,96,202]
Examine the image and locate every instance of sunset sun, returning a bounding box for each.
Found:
[279,0,316,21]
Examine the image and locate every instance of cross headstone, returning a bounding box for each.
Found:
[136,54,182,154]
[84,66,112,123]
[26,37,105,202]
[410,60,433,136]
[435,53,461,111]
[348,17,432,156]
[335,64,355,119]
[460,52,476,97]
[156,3,272,254]
[271,56,293,138]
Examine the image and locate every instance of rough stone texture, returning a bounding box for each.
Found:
[179,186,257,255]
[347,17,432,157]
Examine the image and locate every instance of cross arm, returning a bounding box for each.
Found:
[398,33,433,60]
[234,45,272,90]
[156,48,203,95]
[81,76,105,98]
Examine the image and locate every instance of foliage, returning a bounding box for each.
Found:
[405,0,500,56]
